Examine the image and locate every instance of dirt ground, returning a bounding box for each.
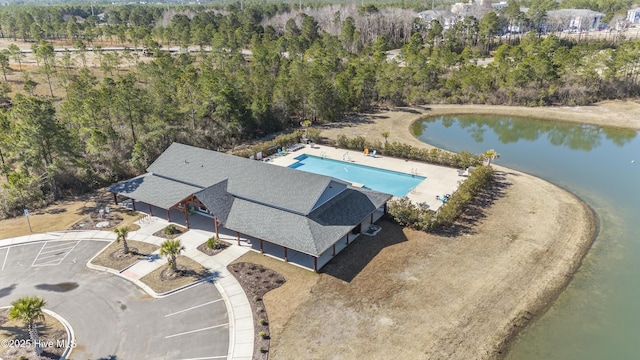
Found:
[89,240,160,272]
[139,256,211,294]
[228,261,287,359]
[0,190,143,239]
[0,309,67,360]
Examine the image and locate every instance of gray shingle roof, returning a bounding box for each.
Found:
[108,174,200,209]
[202,186,391,257]
[148,142,343,215]
[194,180,234,224]
[109,142,393,258]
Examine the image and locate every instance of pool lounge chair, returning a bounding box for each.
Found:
[369,150,377,157]
[287,143,305,152]
[277,148,285,156]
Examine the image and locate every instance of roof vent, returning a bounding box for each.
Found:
[185,159,189,164]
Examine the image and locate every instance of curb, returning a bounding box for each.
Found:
[43,308,75,360]
[85,247,219,299]
[0,306,75,360]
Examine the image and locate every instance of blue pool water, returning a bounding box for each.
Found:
[289,154,425,197]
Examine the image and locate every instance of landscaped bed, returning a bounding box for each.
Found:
[228,262,286,359]
[152,224,188,239]
[140,256,211,294]
[0,309,68,360]
[197,237,229,256]
[90,240,160,271]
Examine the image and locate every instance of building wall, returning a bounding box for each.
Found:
[628,8,640,24]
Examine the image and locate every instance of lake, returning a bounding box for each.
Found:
[413,114,640,359]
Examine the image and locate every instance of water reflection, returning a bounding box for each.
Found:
[413,113,640,360]
[415,115,636,151]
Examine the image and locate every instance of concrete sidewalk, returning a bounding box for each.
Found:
[0,222,254,360]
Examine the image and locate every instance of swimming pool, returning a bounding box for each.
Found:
[289,154,425,197]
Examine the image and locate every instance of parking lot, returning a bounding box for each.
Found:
[0,239,228,359]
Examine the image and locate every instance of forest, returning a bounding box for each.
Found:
[0,1,638,217]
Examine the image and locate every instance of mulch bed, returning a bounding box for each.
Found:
[68,212,123,231]
[196,240,229,256]
[152,224,188,239]
[0,309,68,360]
[140,256,211,294]
[90,240,160,271]
[228,262,286,359]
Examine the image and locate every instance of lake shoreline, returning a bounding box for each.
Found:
[312,102,634,358]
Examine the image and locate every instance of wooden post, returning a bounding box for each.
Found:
[284,247,288,262]
[332,244,336,256]
[185,208,190,229]
[313,257,318,272]
[346,232,349,245]
[166,209,171,222]
[113,192,118,205]
[236,231,240,246]
[131,199,136,211]
[370,213,374,223]
[260,239,264,253]
[214,217,219,239]
[148,203,153,217]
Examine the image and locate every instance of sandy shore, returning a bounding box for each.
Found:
[256,102,639,359]
[319,101,640,149]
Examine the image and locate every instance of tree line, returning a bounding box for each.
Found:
[0,2,639,218]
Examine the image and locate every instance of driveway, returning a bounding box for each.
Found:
[0,238,228,359]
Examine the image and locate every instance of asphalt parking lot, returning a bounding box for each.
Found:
[0,239,228,359]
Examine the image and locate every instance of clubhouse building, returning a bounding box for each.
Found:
[108,143,392,271]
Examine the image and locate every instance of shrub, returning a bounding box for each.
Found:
[259,346,268,353]
[259,331,269,339]
[388,165,495,232]
[259,318,268,325]
[253,295,262,301]
[234,131,303,158]
[338,134,485,168]
[163,224,180,235]
[206,236,223,249]
[306,127,322,143]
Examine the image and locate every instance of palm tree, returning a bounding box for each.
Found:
[483,149,500,165]
[381,131,390,144]
[160,239,185,273]
[9,296,47,356]
[114,226,130,254]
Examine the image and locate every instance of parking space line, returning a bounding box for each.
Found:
[164,323,228,339]
[58,241,81,263]
[164,299,223,318]
[40,241,76,249]
[31,242,48,266]
[32,241,81,267]
[174,356,227,360]
[1,247,9,271]
[37,253,68,261]
[39,245,77,255]
[34,259,66,266]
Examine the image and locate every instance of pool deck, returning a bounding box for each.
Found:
[267,144,465,211]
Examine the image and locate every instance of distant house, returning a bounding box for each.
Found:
[108,143,392,272]
[546,9,605,32]
[628,7,640,24]
[418,9,457,29]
